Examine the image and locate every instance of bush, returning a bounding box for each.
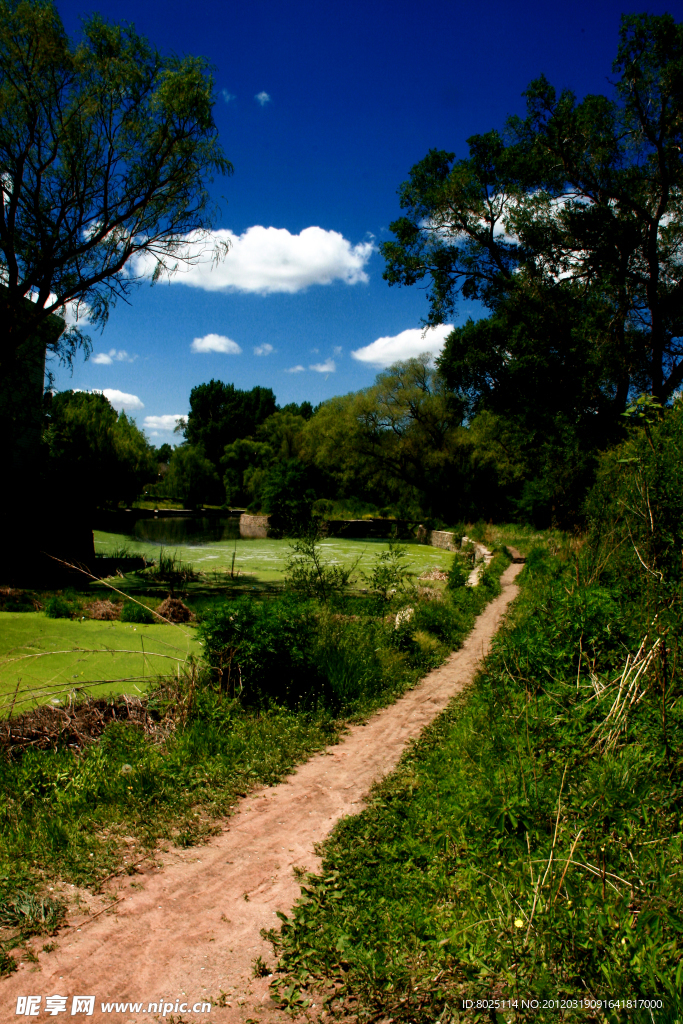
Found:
[45,595,75,619]
[446,553,469,590]
[197,598,322,707]
[120,601,155,624]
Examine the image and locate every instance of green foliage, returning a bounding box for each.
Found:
[446,553,469,590]
[362,543,414,602]
[0,890,66,937]
[164,444,223,507]
[270,424,683,1018]
[222,409,316,522]
[301,356,467,520]
[284,532,360,602]
[0,0,231,369]
[44,391,156,508]
[119,600,155,624]
[44,594,75,619]
[184,380,277,468]
[142,548,198,592]
[196,598,321,706]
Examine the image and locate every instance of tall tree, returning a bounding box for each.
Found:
[184,380,278,469]
[45,390,156,507]
[381,13,683,406]
[0,0,232,374]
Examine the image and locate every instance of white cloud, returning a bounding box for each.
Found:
[92,348,136,365]
[190,333,242,354]
[310,359,336,373]
[351,325,453,368]
[143,414,186,432]
[254,343,274,356]
[284,365,305,373]
[255,91,271,106]
[222,90,235,104]
[333,346,343,356]
[87,388,144,411]
[133,226,374,295]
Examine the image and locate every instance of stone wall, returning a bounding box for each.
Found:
[429,530,458,552]
[239,513,272,539]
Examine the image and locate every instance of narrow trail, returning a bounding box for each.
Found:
[3,563,523,1023]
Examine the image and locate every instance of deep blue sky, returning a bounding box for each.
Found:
[51,0,681,441]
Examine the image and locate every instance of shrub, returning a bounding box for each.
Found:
[45,595,75,619]
[120,601,155,624]
[362,543,414,602]
[197,598,322,707]
[284,531,360,601]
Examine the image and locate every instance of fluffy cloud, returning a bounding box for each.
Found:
[92,348,136,365]
[88,388,144,411]
[284,365,305,373]
[310,359,336,373]
[255,91,271,106]
[190,333,242,354]
[254,343,274,356]
[134,226,374,295]
[222,90,235,104]
[143,414,185,432]
[351,325,453,368]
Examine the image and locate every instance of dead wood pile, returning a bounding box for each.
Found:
[0,696,157,756]
[155,597,194,623]
[87,599,121,620]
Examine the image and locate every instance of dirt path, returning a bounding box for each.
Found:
[3,563,523,1023]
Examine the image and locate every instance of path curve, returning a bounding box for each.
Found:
[3,563,523,1023]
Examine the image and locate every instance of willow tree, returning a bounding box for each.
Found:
[0,0,231,577]
[0,0,231,368]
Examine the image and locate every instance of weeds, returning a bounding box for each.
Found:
[0,547,512,915]
[268,411,683,1020]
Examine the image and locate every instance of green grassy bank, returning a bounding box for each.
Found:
[269,414,683,1022]
[94,532,457,584]
[0,614,198,714]
[0,547,511,970]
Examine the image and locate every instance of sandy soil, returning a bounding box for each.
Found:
[3,563,522,1023]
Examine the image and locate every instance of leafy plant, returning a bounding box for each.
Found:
[0,891,66,937]
[284,530,360,602]
[361,543,413,602]
[120,600,155,624]
[44,594,75,619]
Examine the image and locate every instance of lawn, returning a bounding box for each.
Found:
[0,613,198,716]
[94,532,456,584]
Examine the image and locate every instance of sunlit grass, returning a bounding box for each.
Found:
[94,532,456,583]
[0,613,198,715]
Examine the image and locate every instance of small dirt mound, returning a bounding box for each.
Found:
[155,597,194,623]
[87,599,121,620]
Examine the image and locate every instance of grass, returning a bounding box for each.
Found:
[0,613,198,715]
[0,547,513,961]
[94,532,457,585]
[270,541,683,1021]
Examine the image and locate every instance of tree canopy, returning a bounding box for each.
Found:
[381,13,683,406]
[44,390,155,507]
[183,380,278,468]
[0,0,232,375]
